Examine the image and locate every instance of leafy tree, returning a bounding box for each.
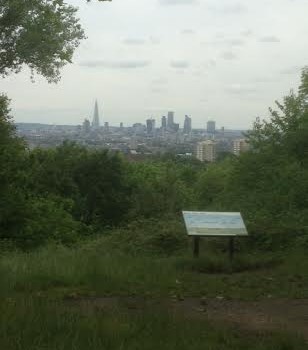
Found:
[209,68,308,244]
[246,67,308,163]
[0,0,86,82]
[0,95,28,239]
[28,143,130,227]
[128,160,198,219]
[74,150,130,226]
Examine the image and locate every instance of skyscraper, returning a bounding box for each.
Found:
[161,116,167,129]
[207,120,216,134]
[146,118,156,135]
[183,115,192,134]
[82,119,91,134]
[104,122,109,132]
[167,111,174,129]
[92,100,100,129]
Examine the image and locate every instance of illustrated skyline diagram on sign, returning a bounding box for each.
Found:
[182,211,248,236]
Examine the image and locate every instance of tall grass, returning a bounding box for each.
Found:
[1,240,308,300]
[0,243,177,297]
[0,296,305,350]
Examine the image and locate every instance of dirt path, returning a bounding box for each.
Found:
[72,296,308,340]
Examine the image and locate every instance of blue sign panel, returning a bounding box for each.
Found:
[182,211,248,236]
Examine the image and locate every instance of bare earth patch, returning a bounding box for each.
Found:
[71,296,308,340]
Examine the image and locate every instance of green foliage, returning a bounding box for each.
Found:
[196,159,233,209]
[74,150,130,226]
[0,0,85,82]
[194,67,308,247]
[19,196,83,249]
[127,160,199,219]
[28,143,130,227]
[104,218,188,256]
[0,95,28,239]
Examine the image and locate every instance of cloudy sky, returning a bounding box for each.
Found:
[2,0,308,128]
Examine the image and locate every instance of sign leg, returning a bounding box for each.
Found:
[193,236,200,258]
[229,237,234,262]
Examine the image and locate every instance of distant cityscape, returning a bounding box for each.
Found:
[16,100,249,162]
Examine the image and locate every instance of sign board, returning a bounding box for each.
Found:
[182,211,248,237]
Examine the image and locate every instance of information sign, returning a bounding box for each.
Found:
[182,211,248,237]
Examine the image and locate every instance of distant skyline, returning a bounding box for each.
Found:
[2,0,308,129]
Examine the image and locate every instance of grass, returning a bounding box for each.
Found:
[1,238,308,349]
[0,296,306,350]
[0,238,308,300]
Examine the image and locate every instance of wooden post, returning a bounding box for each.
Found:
[229,237,234,262]
[193,236,200,258]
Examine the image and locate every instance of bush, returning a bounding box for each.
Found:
[17,196,83,249]
[104,217,188,256]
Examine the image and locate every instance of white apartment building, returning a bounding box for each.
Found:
[196,140,217,162]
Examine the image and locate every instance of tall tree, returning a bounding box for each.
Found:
[0,95,28,239]
[246,66,308,162]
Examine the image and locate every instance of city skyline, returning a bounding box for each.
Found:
[2,0,307,128]
[19,99,241,130]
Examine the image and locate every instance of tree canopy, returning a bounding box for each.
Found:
[0,0,112,82]
[0,0,86,82]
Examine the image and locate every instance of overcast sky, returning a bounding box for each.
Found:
[2,0,308,129]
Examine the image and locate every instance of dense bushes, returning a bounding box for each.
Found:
[102,218,188,256]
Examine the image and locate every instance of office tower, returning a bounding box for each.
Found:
[207,120,216,134]
[82,119,91,134]
[167,111,174,129]
[161,116,167,129]
[120,122,123,129]
[196,140,217,162]
[92,100,100,129]
[146,118,155,134]
[183,115,192,134]
[104,122,109,132]
[173,123,179,132]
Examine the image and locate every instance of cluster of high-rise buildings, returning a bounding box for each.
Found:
[146,111,191,135]
[82,101,222,138]
[24,100,249,160]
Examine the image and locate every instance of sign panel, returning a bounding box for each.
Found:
[182,211,248,236]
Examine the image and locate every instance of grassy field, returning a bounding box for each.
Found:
[1,239,308,300]
[1,237,308,349]
[1,296,305,350]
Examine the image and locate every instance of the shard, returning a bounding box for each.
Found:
[92,100,100,129]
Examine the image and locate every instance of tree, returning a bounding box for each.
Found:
[213,68,308,242]
[0,0,87,82]
[0,95,28,239]
[246,67,308,163]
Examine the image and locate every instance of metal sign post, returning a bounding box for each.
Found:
[193,236,200,258]
[229,237,235,262]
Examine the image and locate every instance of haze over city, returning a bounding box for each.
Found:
[2,0,307,129]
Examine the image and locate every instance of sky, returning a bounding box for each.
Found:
[2,0,308,129]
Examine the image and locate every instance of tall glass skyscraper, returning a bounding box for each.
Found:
[92,100,100,129]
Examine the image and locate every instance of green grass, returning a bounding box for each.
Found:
[0,296,305,350]
[1,239,308,349]
[1,239,308,300]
